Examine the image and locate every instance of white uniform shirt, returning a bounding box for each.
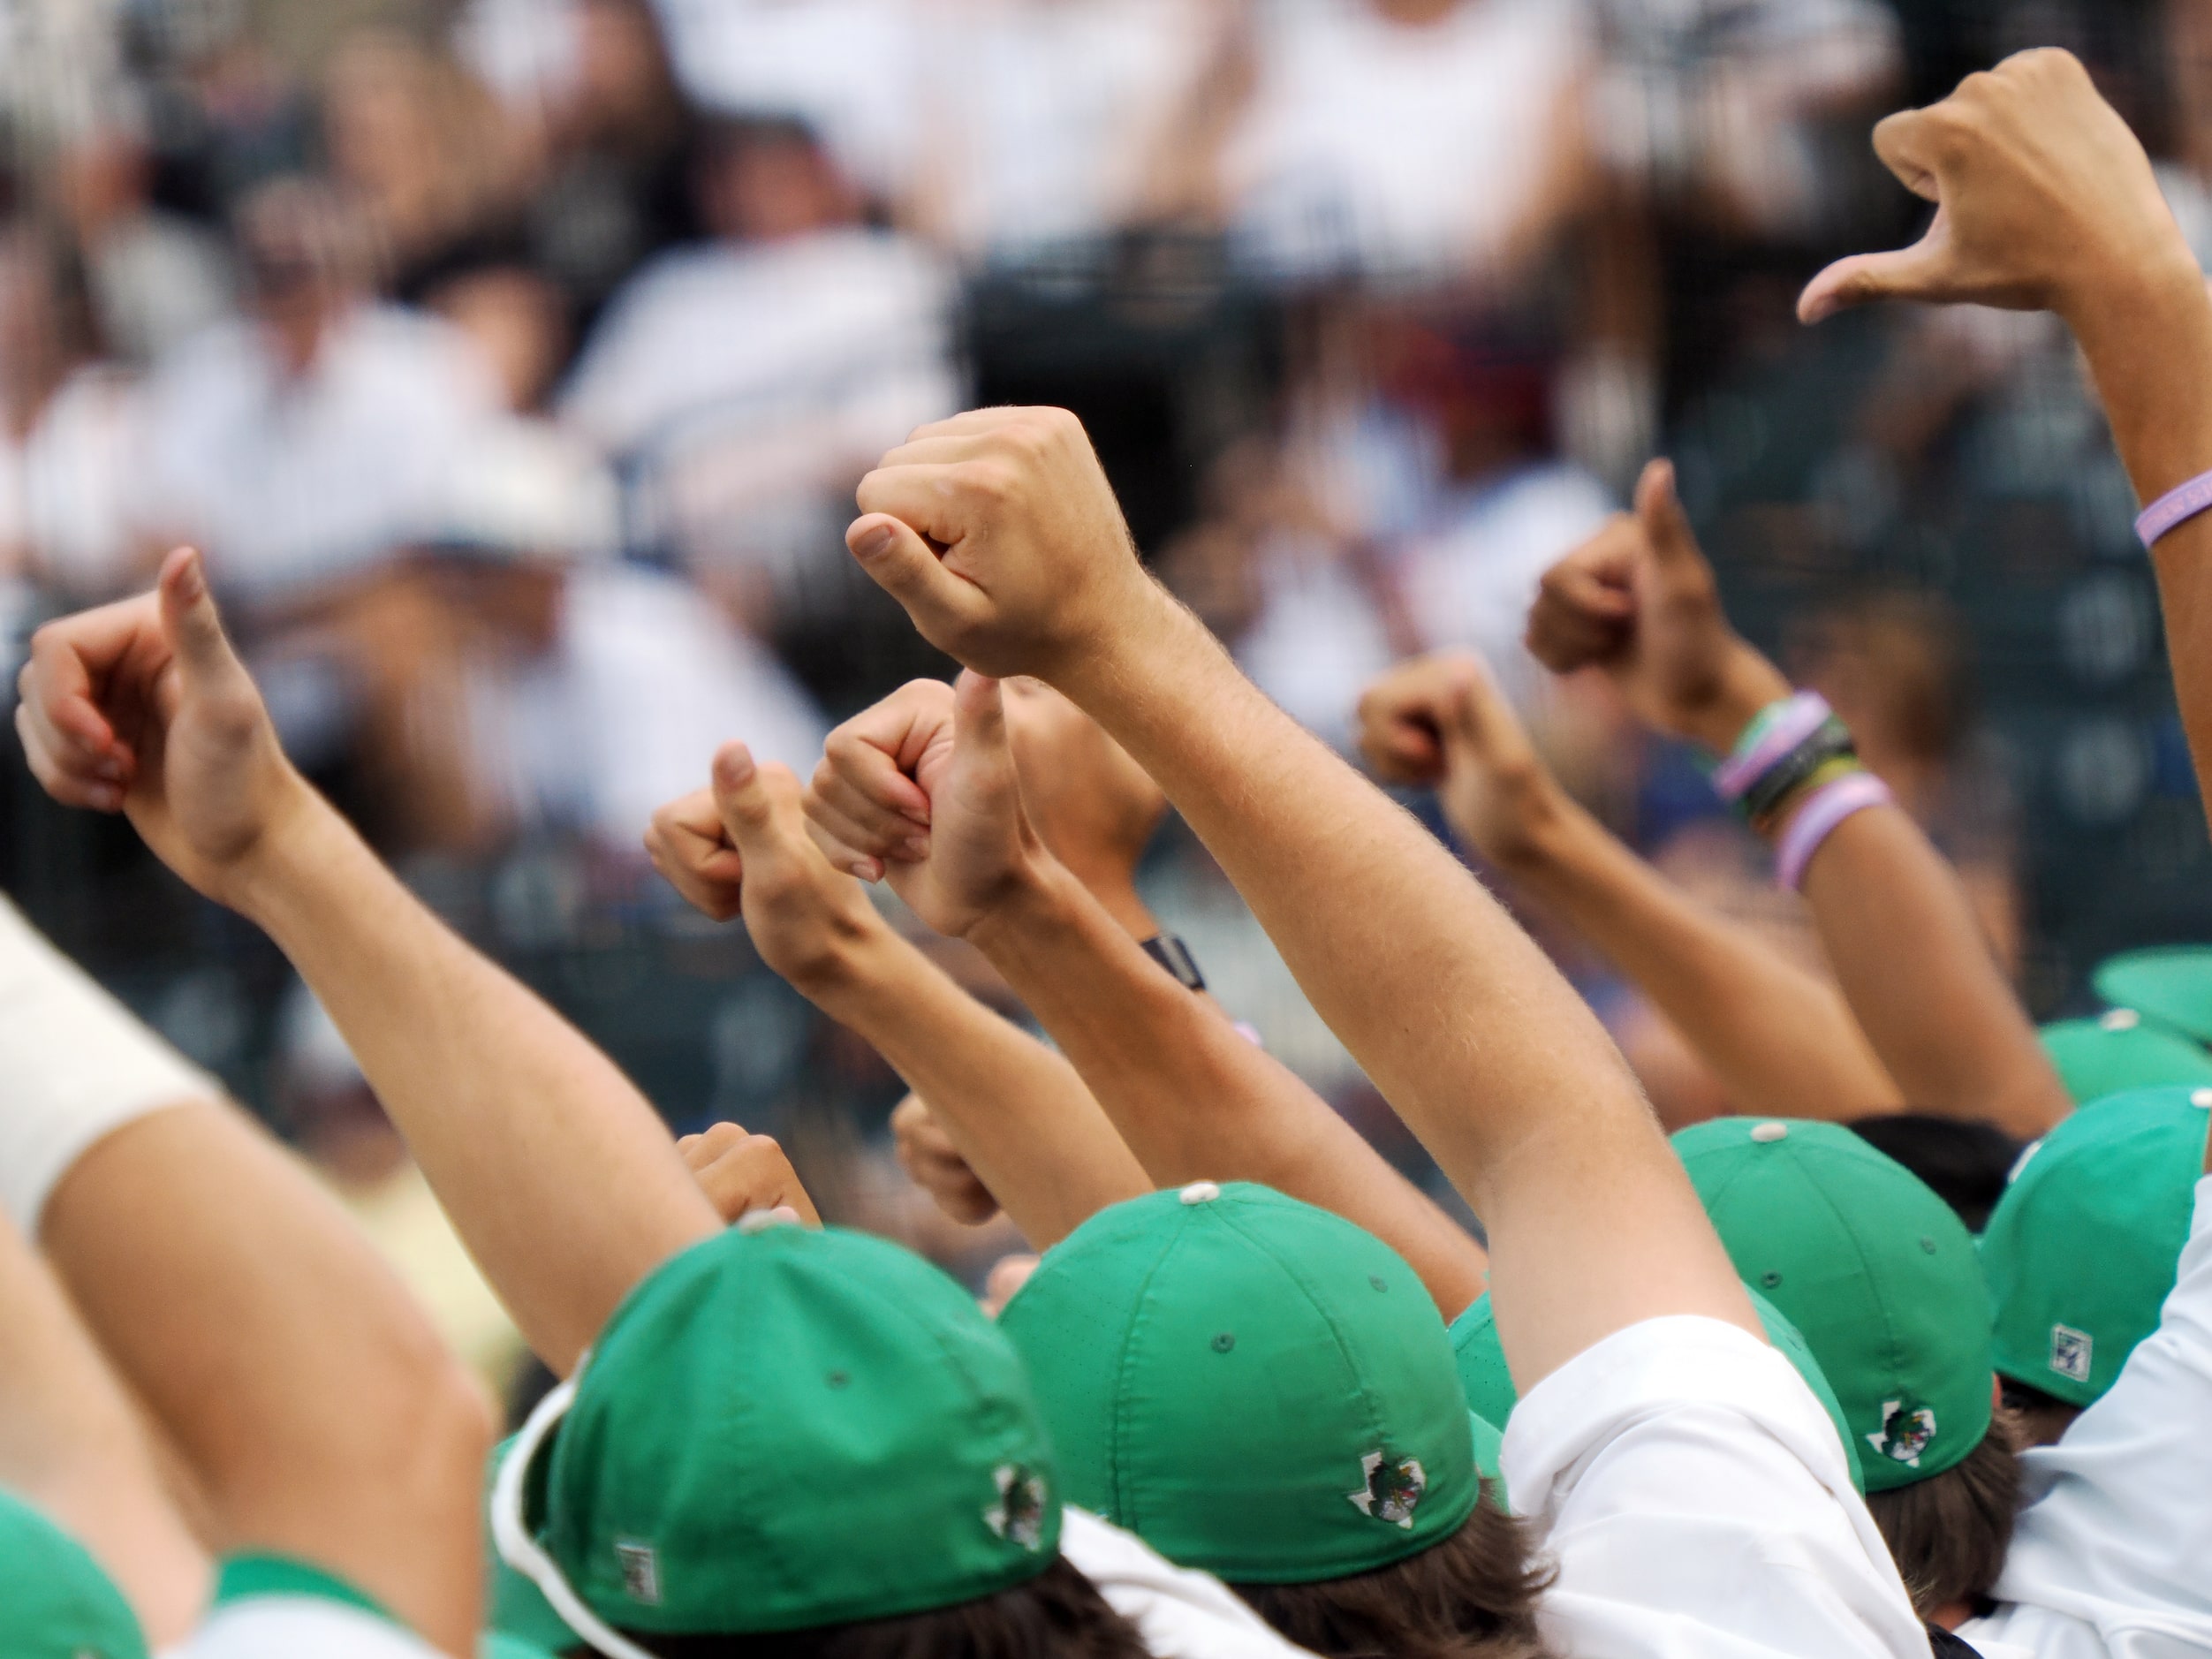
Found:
[1503,1314,1928,1659]
[1960,1177,2212,1659]
[163,1595,445,1659]
[1060,1507,1315,1659]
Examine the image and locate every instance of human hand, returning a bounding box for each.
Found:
[647,744,887,996]
[15,548,313,907]
[1799,48,2196,325]
[890,1093,1001,1226]
[1356,653,1566,869]
[981,1253,1040,1318]
[806,671,1044,940]
[845,408,1164,683]
[676,1121,821,1227]
[1524,461,1789,752]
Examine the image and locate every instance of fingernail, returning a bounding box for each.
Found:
[95,756,125,782]
[174,550,204,602]
[92,784,122,811]
[850,858,883,883]
[719,749,755,788]
[903,836,930,860]
[903,803,932,827]
[852,523,895,559]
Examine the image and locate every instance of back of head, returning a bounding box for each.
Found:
[1000,1182,1550,1657]
[1845,1112,2024,1233]
[1672,1118,2011,1616]
[495,1221,1140,1657]
[1981,1086,2212,1413]
[0,1489,148,1659]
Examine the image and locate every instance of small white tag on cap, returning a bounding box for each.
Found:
[1750,1122,1789,1143]
[1179,1181,1222,1205]
[2101,1008,2142,1032]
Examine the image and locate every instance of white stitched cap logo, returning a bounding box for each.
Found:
[984,1464,1049,1551]
[1346,1451,1427,1529]
[2049,1323,2094,1383]
[615,1541,662,1605]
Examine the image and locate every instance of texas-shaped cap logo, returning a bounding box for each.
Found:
[1347,1451,1428,1529]
[1865,1400,1938,1468]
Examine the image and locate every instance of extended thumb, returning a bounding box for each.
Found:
[952,670,1009,762]
[711,741,777,843]
[1798,238,1946,324]
[1633,460,1707,576]
[157,549,242,682]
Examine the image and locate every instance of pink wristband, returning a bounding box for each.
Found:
[2135,469,2212,547]
[1714,692,1833,803]
[1776,771,1893,891]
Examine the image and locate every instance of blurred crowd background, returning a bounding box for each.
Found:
[0,0,2201,1401]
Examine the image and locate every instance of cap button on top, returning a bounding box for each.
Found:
[2101,1008,2142,1032]
[1750,1122,1789,1143]
[2193,1088,2212,1110]
[1179,1181,1222,1205]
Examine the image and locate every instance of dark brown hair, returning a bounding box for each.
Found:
[1863,1415,2022,1619]
[564,1556,1149,1658]
[1227,1487,1557,1659]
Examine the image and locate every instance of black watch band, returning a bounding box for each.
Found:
[1140,933,1207,993]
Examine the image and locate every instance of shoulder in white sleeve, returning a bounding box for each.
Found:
[1057,1507,1319,1659]
[1504,1315,1927,1659]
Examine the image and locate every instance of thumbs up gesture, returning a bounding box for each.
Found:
[1798,48,2193,326]
[1524,462,1789,753]
[15,547,308,903]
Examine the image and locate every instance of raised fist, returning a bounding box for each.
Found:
[846,408,1162,683]
[15,549,309,906]
[890,1093,1001,1227]
[677,1121,821,1228]
[1524,462,1787,752]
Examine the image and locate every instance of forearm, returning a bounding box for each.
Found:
[232,790,718,1374]
[2067,261,2212,824]
[969,855,1491,1318]
[1502,797,1901,1123]
[1793,805,2067,1138]
[803,926,1149,1247]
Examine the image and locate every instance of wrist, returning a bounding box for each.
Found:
[962,853,1081,959]
[1682,649,1794,754]
[221,772,350,926]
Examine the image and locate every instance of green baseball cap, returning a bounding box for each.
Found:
[1447,1281,1866,1493]
[0,1489,148,1659]
[1673,1117,1994,1492]
[493,1221,1063,1653]
[1981,1085,2212,1408]
[2040,1010,2212,1104]
[999,1182,1486,1584]
[2093,947,2212,1043]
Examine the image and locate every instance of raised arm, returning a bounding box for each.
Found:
[805,673,1492,1318]
[644,736,1148,1247]
[14,549,720,1377]
[1358,652,1900,1123]
[1523,464,2068,1140]
[0,897,487,1655]
[1795,49,2212,826]
[836,408,1754,1390]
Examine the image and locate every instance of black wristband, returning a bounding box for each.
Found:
[1140,933,1207,993]
[1739,718,1856,826]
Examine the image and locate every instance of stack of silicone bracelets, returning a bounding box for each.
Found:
[1711,691,1893,891]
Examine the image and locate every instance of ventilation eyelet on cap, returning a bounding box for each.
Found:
[1750,1122,1789,1143]
[1179,1181,1222,1205]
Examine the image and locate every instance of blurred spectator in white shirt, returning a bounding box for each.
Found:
[904,0,1229,262]
[559,116,957,617]
[1217,0,1595,289]
[649,0,921,205]
[53,117,237,367]
[134,178,505,603]
[0,221,148,614]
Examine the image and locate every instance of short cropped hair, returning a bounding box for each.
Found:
[1863,1413,2022,1619]
[567,1555,1150,1659]
[1228,1485,1557,1659]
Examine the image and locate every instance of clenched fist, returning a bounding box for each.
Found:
[846,408,1164,683]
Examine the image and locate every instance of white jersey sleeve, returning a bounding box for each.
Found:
[1501,1314,1928,1659]
[1962,1178,2212,1659]
[1058,1507,1317,1659]
[164,1596,446,1659]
